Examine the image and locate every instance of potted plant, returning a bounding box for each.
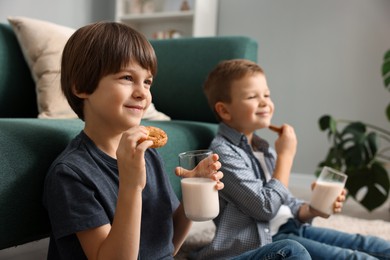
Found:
[317,49,390,211]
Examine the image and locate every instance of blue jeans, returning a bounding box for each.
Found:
[273,218,390,260]
[231,239,311,260]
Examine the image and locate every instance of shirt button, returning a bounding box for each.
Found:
[264,228,270,233]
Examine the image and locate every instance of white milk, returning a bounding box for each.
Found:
[181,177,219,221]
[310,181,344,215]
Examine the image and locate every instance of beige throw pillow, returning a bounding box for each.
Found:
[7,16,170,120]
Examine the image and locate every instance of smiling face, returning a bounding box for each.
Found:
[79,61,153,133]
[61,22,157,120]
[217,72,274,136]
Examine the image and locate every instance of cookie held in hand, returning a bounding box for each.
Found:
[139,126,168,148]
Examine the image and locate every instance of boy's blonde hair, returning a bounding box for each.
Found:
[203,59,264,121]
[61,21,157,120]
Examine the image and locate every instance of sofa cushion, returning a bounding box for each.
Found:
[6,17,170,120]
[0,118,84,249]
[7,16,76,119]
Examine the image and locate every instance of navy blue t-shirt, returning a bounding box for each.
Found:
[43,131,180,259]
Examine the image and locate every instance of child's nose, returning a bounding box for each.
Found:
[133,85,148,99]
[259,98,267,106]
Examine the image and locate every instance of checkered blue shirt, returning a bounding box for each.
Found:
[196,123,304,260]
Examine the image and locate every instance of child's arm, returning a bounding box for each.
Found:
[76,187,143,259]
[77,127,152,260]
[269,124,297,187]
[172,204,192,256]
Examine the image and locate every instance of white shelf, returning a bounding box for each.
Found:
[115,0,218,39]
[120,10,194,23]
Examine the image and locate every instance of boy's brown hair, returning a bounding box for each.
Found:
[61,21,157,120]
[203,59,264,121]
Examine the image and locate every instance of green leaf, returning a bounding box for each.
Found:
[386,104,390,122]
[342,122,366,135]
[382,60,390,78]
[323,147,343,168]
[383,50,390,89]
[339,133,364,151]
[366,132,378,157]
[344,146,364,167]
[372,162,390,192]
[319,115,338,134]
[384,49,390,60]
[359,186,388,211]
[329,117,337,134]
[385,75,390,89]
[346,163,390,211]
[319,115,331,131]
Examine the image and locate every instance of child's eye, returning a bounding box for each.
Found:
[122,75,133,81]
[144,79,153,86]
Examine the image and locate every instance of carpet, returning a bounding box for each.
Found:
[175,214,390,259]
[312,214,390,241]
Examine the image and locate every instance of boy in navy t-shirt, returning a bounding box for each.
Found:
[42,21,224,259]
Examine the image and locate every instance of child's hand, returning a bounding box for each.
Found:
[175,153,224,190]
[333,188,347,214]
[116,126,153,190]
[309,184,347,218]
[271,124,297,158]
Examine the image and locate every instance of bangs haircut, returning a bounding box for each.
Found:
[61,21,157,120]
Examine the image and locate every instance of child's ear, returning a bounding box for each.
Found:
[215,102,231,121]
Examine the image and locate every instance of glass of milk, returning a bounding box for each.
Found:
[310,166,348,217]
[179,150,219,221]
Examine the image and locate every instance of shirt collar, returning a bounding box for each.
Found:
[218,122,244,147]
[218,123,270,154]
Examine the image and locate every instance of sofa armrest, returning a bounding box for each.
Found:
[0,119,84,249]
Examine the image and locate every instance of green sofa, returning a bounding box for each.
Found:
[0,22,258,250]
